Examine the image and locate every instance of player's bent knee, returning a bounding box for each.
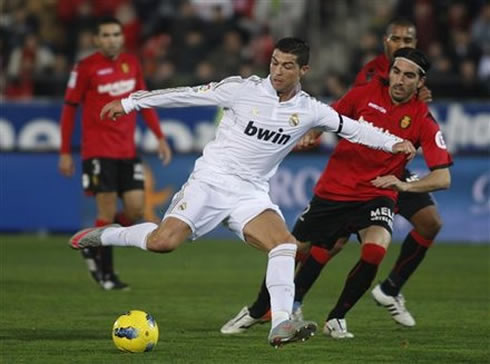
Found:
[416,215,443,239]
[270,232,297,248]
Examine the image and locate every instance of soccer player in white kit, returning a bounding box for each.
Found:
[69,38,415,348]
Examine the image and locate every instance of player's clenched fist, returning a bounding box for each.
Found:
[100,99,126,120]
[392,140,416,161]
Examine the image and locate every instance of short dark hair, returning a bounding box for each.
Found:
[94,16,122,34]
[274,38,310,67]
[386,17,416,35]
[391,48,431,76]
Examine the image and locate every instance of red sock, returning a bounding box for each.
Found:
[115,212,133,227]
[328,243,386,320]
[95,219,111,227]
[410,230,433,248]
[310,245,331,265]
[361,243,386,265]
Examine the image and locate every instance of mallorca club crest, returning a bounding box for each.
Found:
[400,115,412,129]
[289,113,300,127]
[121,62,130,74]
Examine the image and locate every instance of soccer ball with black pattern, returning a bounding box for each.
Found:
[112,310,159,353]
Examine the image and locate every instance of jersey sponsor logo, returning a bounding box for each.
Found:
[370,207,394,228]
[244,121,291,145]
[400,115,412,129]
[435,130,447,149]
[97,68,113,75]
[97,79,136,96]
[121,62,130,73]
[289,113,300,126]
[68,71,77,88]
[368,102,387,114]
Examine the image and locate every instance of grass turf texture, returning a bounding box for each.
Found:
[0,235,488,364]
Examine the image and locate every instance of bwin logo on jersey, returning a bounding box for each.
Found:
[244,121,291,145]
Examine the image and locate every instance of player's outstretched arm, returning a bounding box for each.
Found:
[371,168,450,192]
[100,99,125,120]
[335,113,415,156]
[296,129,323,150]
[391,140,416,160]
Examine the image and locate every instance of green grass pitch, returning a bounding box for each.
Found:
[0,235,488,363]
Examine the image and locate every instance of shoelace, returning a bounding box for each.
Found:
[394,294,407,312]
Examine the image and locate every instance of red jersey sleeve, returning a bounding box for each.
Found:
[419,112,453,170]
[60,62,90,153]
[64,62,90,105]
[134,59,165,139]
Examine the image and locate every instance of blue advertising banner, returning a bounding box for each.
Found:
[1,153,488,242]
[0,101,488,154]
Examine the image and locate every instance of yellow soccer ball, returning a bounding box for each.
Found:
[112,310,159,353]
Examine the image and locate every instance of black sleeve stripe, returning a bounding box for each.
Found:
[429,163,453,171]
[64,101,78,107]
[336,113,344,133]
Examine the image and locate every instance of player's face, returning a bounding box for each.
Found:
[383,25,417,60]
[270,49,309,96]
[389,59,424,104]
[95,23,124,58]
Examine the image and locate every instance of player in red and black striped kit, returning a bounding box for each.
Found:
[59,16,172,290]
[287,18,445,327]
[221,48,452,338]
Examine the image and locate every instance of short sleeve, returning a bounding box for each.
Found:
[419,113,453,170]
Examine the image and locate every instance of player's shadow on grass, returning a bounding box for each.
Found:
[0,328,107,341]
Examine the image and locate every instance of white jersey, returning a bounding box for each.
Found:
[122,75,401,185]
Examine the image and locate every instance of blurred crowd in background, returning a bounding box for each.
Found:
[1,0,489,101]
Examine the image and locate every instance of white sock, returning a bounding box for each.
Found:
[266,243,297,330]
[100,222,157,250]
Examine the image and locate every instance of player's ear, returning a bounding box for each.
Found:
[417,76,425,89]
[300,65,310,77]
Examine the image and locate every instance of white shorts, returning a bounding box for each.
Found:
[163,171,283,241]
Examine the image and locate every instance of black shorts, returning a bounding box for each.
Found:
[82,157,145,196]
[292,195,395,250]
[397,169,435,220]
